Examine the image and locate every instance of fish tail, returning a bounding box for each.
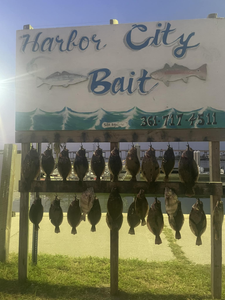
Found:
[55,226,60,234]
[197,64,207,80]
[81,214,86,221]
[141,219,146,226]
[113,175,118,182]
[71,227,77,235]
[96,176,100,182]
[45,175,51,181]
[196,236,202,246]
[91,225,96,232]
[185,185,195,197]
[155,235,162,245]
[130,175,137,182]
[164,175,169,182]
[128,227,135,235]
[175,231,181,240]
[63,178,67,183]
[36,77,44,88]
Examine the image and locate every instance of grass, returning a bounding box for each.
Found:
[0,227,225,300]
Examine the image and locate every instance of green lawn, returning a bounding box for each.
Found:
[0,253,224,300]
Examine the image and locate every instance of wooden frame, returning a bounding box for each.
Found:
[17,129,223,298]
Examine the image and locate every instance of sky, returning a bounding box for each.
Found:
[1,0,225,152]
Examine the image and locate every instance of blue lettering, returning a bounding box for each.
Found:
[124,24,152,51]
[55,36,66,52]
[111,77,125,94]
[88,68,111,95]
[137,70,151,94]
[66,30,78,51]
[79,37,89,51]
[21,32,42,52]
[161,23,176,45]
[173,33,200,58]
[91,34,106,50]
[41,37,54,52]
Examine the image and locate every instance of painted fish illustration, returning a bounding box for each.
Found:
[150,63,207,86]
[37,71,88,89]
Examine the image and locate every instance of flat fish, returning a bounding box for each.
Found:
[22,145,40,188]
[150,63,207,87]
[134,189,148,226]
[147,198,164,245]
[141,146,159,183]
[127,201,140,235]
[41,146,55,181]
[37,71,88,89]
[74,146,89,182]
[213,200,224,240]
[91,146,105,182]
[29,196,43,231]
[107,187,123,221]
[189,199,207,245]
[168,201,184,239]
[125,145,140,181]
[106,212,123,231]
[178,145,199,196]
[49,196,63,233]
[161,145,175,182]
[58,147,71,182]
[108,147,122,182]
[164,187,179,216]
[67,196,82,234]
[88,197,102,232]
[79,187,95,221]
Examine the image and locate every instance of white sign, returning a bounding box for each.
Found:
[16,18,225,131]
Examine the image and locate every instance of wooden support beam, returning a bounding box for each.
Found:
[209,141,222,299]
[110,141,119,296]
[15,128,225,143]
[18,143,30,282]
[0,144,17,262]
[19,180,223,197]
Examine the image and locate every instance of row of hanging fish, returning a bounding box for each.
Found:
[22,144,199,196]
[29,188,223,246]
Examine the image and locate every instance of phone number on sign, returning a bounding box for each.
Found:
[140,113,217,127]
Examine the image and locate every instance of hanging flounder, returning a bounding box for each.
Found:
[91,146,105,182]
[189,199,207,246]
[41,146,55,181]
[29,196,43,231]
[108,147,122,182]
[22,145,40,188]
[125,145,140,181]
[168,201,184,239]
[79,187,95,221]
[88,197,102,232]
[134,189,148,226]
[74,146,89,182]
[49,196,63,233]
[161,145,175,182]
[164,187,179,216]
[147,198,164,245]
[213,200,224,241]
[107,187,123,220]
[141,146,160,183]
[178,145,199,196]
[127,201,140,235]
[106,212,123,230]
[67,196,82,234]
[58,146,71,182]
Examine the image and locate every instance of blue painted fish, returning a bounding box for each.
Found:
[150,63,207,86]
[37,71,88,89]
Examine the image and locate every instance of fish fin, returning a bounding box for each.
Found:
[163,81,170,87]
[175,231,181,239]
[128,227,135,235]
[36,77,44,88]
[71,227,77,235]
[141,219,146,226]
[55,226,60,233]
[182,77,189,83]
[155,235,162,245]
[91,225,96,232]
[164,63,170,69]
[196,236,202,246]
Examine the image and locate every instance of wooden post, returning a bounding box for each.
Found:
[18,143,30,281]
[0,144,17,262]
[209,141,222,299]
[110,141,119,296]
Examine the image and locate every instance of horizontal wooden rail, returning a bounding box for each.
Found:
[19,180,223,197]
[16,128,225,143]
